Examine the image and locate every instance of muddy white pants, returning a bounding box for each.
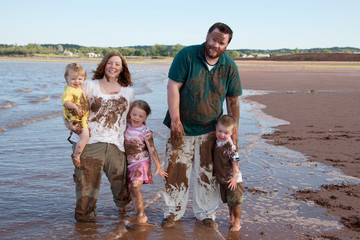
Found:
[162,132,221,221]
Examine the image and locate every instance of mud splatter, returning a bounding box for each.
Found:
[200,172,211,185]
[89,96,127,129]
[75,195,97,219]
[165,162,189,190]
[124,141,143,157]
[170,131,184,150]
[199,132,216,172]
[213,140,235,184]
[80,154,103,190]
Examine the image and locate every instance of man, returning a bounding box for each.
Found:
[162,22,242,229]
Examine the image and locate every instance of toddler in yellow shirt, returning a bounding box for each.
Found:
[62,63,89,168]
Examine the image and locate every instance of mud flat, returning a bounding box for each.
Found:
[238,60,360,239]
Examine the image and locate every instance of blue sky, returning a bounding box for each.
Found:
[1,0,359,50]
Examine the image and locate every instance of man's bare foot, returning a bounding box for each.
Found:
[137,214,148,224]
[72,154,80,168]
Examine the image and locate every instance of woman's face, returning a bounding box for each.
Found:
[105,56,122,81]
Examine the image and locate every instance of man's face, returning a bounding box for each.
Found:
[205,29,230,59]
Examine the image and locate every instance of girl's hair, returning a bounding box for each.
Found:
[92,51,132,87]
[128,100,151,125]
[216,115,236,130]
[130,100,151,116]
[64,63,86,80]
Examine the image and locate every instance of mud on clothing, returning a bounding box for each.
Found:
[162,132,220,221]
[124,124,154,184]
[163,43,242,136]
[62,86,89,129]
[213,137,244,206]
[82,79,134,152]
[72,79,134,222]
[73,142,130,222]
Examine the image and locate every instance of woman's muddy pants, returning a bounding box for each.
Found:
[162,132,221,221]
[73,142,130,222]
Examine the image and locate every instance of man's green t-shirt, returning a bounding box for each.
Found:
[163,43,242,136]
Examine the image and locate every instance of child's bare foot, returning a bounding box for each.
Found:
[137,214,148,224]
[71,154,80,168]
[229,221,234,229]
[230,224,241,231]
[230,220,241,231]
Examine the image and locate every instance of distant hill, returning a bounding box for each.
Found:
[239,52,360,61]
[233,47,360,54]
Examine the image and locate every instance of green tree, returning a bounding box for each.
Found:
[134,49,146,56]
[102,48,113,56]
[120,47,135,56]
[150,44,168,57]
[57,44,64,53]
[226,50,240,59]
[170,44,183,57]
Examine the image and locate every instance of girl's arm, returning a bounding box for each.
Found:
[64,101,82,116]
[144,135,168,179]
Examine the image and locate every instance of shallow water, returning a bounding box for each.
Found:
[0,61,358,239]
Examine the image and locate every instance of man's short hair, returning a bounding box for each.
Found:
[208,22,233,44]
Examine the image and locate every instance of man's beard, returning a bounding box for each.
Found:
[205,42,226,59]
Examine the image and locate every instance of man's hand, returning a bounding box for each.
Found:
[170,119,185,143]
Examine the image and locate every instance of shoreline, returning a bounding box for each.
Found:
[239,61,360,239]
[0,56,173,64]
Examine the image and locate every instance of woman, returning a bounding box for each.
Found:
[71,52,134,222]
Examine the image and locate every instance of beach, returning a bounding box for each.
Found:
[239,60,360,239]
[0,58,359,239]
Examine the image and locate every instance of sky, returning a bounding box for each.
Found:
[1,0,359,50]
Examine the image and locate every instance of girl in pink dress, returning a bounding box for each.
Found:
[124,100,168,224]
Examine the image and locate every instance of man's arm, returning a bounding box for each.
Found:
[226,96,240,148]
[167,79,184,137]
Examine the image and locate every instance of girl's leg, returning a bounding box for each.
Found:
[130,179,147,224]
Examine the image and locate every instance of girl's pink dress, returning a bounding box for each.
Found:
[124,124,153,184]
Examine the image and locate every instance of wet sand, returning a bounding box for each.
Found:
[239,60,360,239]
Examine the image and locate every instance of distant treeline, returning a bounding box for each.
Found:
[0,43,359,59]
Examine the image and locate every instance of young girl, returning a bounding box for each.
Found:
[124,100,168,224]
[62,63,90,168]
